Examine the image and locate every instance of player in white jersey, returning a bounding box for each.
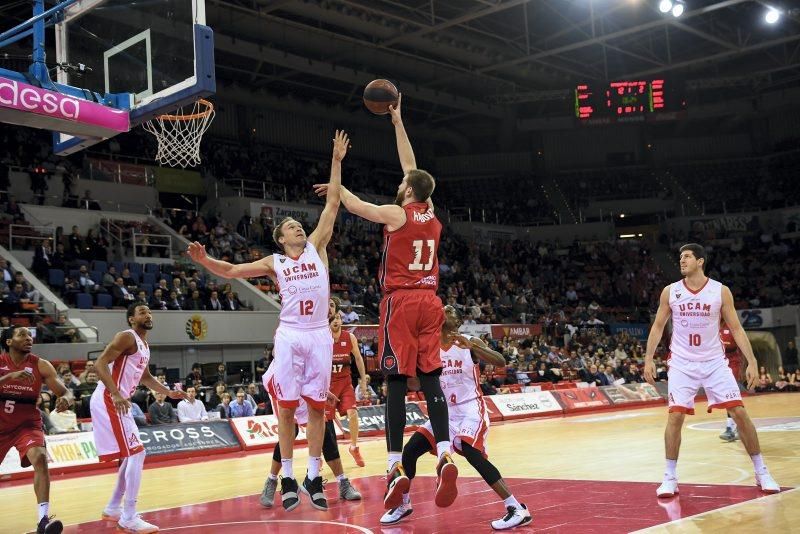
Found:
[188,130,350,511]
[381,306,532,530]
[644,243,780,498]
[91,304,186,533]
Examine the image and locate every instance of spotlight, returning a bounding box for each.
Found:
[658,0,672,13]
[765,8,780,24]
[672,2,685,17]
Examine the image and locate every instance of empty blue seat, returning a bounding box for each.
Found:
[142,273,156,285]
[112,261,125,273]
[145,263,160,274]
[90,270,103,284]
[139,283,153,296]
[128,262,143,274]
[68,269,80,280]
[74,259,89,269]
[76,293,92,309]
[96,293,112,309]
[48,269,65,288]
[160,273,173,285]
[92,260,108,273]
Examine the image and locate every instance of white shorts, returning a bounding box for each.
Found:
[667,354,743,415]
[267,325,333,412]
[418,397,490,457]
[89,388,144,462]
[262,367,311,425]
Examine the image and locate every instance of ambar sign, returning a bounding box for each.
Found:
[491,323,542,339]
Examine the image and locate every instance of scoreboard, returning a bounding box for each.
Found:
[575,79,685,122]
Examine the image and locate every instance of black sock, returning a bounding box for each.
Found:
[418,373,450,445]
[386,375,408,452]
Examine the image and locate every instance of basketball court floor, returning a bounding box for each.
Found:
[1,394,798,533]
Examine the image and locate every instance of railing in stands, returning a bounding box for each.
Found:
[219,179,287,202]
[84,158,155,186]
[8,224,55,250]
[131,230,173,260]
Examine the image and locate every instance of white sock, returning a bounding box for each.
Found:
[281,458,294,479]
[107,458,128,510]
[665,459,678,478]
[121,452,145,522]
[751,453,767,475]
[402,493,411,505]
[388,452,402,472]
[436,441,451,460]
[336,473,347,482]
[307,456,322,480]
[503,495,521,509]
[268,473,278,481]
[37,502,49,521]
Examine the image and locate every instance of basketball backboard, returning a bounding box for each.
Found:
[0,0,214,155]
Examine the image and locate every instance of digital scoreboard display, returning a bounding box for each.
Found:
[575,79,684,122]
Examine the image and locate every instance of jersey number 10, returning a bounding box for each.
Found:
[688,334,701,346]
[408,240,435,271]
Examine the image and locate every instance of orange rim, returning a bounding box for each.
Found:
[154,99,214,121]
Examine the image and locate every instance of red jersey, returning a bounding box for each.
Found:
[0,352,43,431]
[331,331,353,384]
[719,327,741,358]
[380,202,442,293]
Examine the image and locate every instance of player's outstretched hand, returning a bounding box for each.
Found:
[388,93,403,125]
[55,396,72,412]
[745,364,758,390]
[111,392,132,415]
[187,241,207,263]
[167,390,188,401]
[332,129,351,161]
[7,369,34,383]
[643,360,656,385]
[313,183,329,198]
[452,334,473,350]
[326,391,340,406]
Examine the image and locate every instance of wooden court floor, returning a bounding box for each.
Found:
[1,393,798,533]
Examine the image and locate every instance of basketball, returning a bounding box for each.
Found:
[363,79,399,115]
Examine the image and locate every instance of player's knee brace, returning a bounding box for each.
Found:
[402,432,433,480]
[322,421,340,462]
[461,442,502,486]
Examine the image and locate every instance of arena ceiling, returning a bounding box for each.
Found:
[2,0,800,122]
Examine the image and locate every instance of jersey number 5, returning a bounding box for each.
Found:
[408,240,435,271]
[4,400,14,414]
[299,300,314,316]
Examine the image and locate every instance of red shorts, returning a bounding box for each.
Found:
[379,290,444,377]
[0,424,45,468]
[328,378,356,417]
[727,353,742,382]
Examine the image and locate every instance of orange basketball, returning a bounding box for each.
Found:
[363,79,399,115]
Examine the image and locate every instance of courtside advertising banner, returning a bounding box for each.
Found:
[553,388,611,411]
[230,415,344,450]
[484,391,562,420]
[339,402,429,435]
[0,431,99,477]
[138,421,240,456]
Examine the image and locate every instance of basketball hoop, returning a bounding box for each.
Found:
[143,99,215,168]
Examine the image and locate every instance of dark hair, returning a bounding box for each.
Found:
[272,217,298,249]
[679,243,707,271]
[126,302,149,326]
[0,324,22,352]
[407,169,436,202]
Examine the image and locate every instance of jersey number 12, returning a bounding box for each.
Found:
[299,300,314,316]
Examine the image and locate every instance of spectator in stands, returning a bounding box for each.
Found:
[7,283,31,305]
[149,391,178,424]
[784,340,798,372]
[479,375,497,396]
[136,290,148,304]
[212,364,227,385]
[184,290,206,311]
[101,266,118,290]
[230,389,254,418]
[602,365,617,385]
[255,345,271,380]
[77,265,100,294]
[207,382,226,409]
[36,395,56,435]
[340,305,359,324]
[623,364,644,384]
[74,371,99,418]
[355,383,378,403]
[217,392,232,418]
[171,277,187,299]
[584,364,604,387]
[376,381,388,405]
[68,226,83,259]
[112,277,136,307]
[775,366,790,391]
[78,360,96,383]
[222,290,243,311]
[85,229,107,261]
[247,382,265,406]
[756,366,774,392]
[206,290,223,311]
[0,259,12,286]
[50,243,68,271]
[177,386,209,422]
[81,190,101,210]
[166,291,183,310]
[56,364,80,388]
[31,240,52,279]
[130,401,148,427]
[184,363,204,391]
[121,268,137,288]
[149,288,167,310]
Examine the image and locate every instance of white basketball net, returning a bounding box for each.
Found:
[143,99,215,168]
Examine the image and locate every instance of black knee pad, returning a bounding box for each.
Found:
[272,424,301,462]
[322,421,340,462]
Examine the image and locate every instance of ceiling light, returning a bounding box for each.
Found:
[765,8,780,24]
[672,2,685,17]
[658,0,672,13]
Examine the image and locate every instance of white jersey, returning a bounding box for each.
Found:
[273,241,330,330]
[440,341,481,406]
[95,329,150,398]
[669,278,725,362]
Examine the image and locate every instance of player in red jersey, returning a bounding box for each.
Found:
[329,298,369,467]
[719,323,743,442]
[314,94,457,510]
[0,325,73,534]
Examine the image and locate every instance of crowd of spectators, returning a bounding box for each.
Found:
[556,167,669,212]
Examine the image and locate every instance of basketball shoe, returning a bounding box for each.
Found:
[301,475,328,510]
[656,476,679,498]
[434,452,459,507]
[280,477,301,511]
[101,507,121,521]
[491,504,532,530]
[384,462,410,509]
[756,472,780,493]
[117,515,158,534]
[36,516,63,534]
[380,503,413,525]
[349,445,365,467]
[338,478,362,501]
[260,477,278,508]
